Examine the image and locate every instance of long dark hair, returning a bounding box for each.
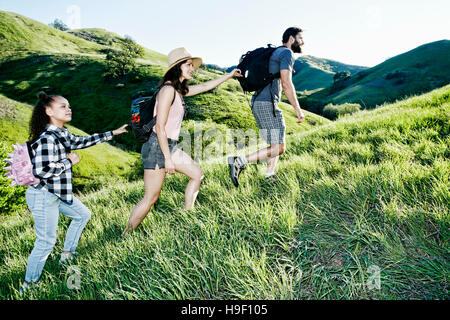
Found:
[29,91,59,141]
[160,60,190,96]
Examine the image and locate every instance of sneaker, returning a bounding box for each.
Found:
[228,156,246,187]
[19,281,40,295]
[59,252,78,265]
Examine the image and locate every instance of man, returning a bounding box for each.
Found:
[228,27,305,186]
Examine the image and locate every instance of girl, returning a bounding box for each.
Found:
[122,47,241,236]
[21,91,128,293]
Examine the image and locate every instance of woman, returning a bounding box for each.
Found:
[21,91,128,293]
[122,47,241,236]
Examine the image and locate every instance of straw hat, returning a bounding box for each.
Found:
[165,47,202,75]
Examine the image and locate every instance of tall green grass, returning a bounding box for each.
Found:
[0,85,448,300]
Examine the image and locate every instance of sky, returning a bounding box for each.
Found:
[1,0,449,68]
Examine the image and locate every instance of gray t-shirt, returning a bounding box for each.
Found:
[253,46,294,104]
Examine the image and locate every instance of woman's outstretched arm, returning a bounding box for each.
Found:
[185,69,242,97]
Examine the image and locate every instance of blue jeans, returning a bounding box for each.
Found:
[24,187,91,283]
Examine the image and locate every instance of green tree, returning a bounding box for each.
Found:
[49,19,69,31]
[333,71,351,83]
[104,38,144,79]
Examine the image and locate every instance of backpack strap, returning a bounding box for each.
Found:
[142,83,177,133]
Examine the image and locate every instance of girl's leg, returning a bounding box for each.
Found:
[171,149,204,210]
[24,188,60,283]
[58,196,92,253]
[122,168,166,236]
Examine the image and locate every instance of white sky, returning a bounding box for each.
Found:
[1,0,449,67]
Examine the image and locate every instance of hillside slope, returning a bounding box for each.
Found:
[0,11,104,58]
[68,28,167,64]
[0,11,329,152]
[292,55,367,92]
[305,40,450,110]
[1,85,448,300]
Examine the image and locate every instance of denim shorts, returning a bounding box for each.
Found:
[141,133,178,170]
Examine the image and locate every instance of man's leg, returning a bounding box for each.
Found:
[266,155,279,176]
[228,100,285,187]
[245,143,285,163]
[228,143,285,187]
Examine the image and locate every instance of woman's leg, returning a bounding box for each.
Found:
[171,149,204,210]
[122,168,166,236]
[24,188,60,283]
[58,196,92,253]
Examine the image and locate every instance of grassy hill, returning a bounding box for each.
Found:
[0,11,104,58]
[0,84,448,300]
[292,56,367,92]
[68,28,167,64]
[0,10,328,152]
[302,40,450,112]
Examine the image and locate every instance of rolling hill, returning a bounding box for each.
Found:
[0,11,329,152]
[68,28,167,64]
[292,55,368,92]
[302,40,450,112]
[0,11,103,58]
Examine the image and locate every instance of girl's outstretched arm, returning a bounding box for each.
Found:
[69,124,128,150]
[185,69,242,97]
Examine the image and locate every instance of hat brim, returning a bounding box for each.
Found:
[165,57,202,75]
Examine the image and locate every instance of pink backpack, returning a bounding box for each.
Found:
[3,142,40,186]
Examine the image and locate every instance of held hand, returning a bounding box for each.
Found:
[67,152,80,166]
[165,157,176,175]
[228,68,243,79]
[296,109,305,124]
[113,124,128,136]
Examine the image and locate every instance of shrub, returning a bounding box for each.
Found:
[0,142,27,216]
[323,103,361,120]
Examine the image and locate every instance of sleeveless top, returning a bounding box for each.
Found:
[152,85,185,141]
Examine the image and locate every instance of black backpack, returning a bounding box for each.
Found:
[237,44,282,115]
[130,83,176,143]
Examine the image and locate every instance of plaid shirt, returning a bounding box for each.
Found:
[30,124,113,203]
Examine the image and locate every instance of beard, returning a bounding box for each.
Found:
[292,40,303,54]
